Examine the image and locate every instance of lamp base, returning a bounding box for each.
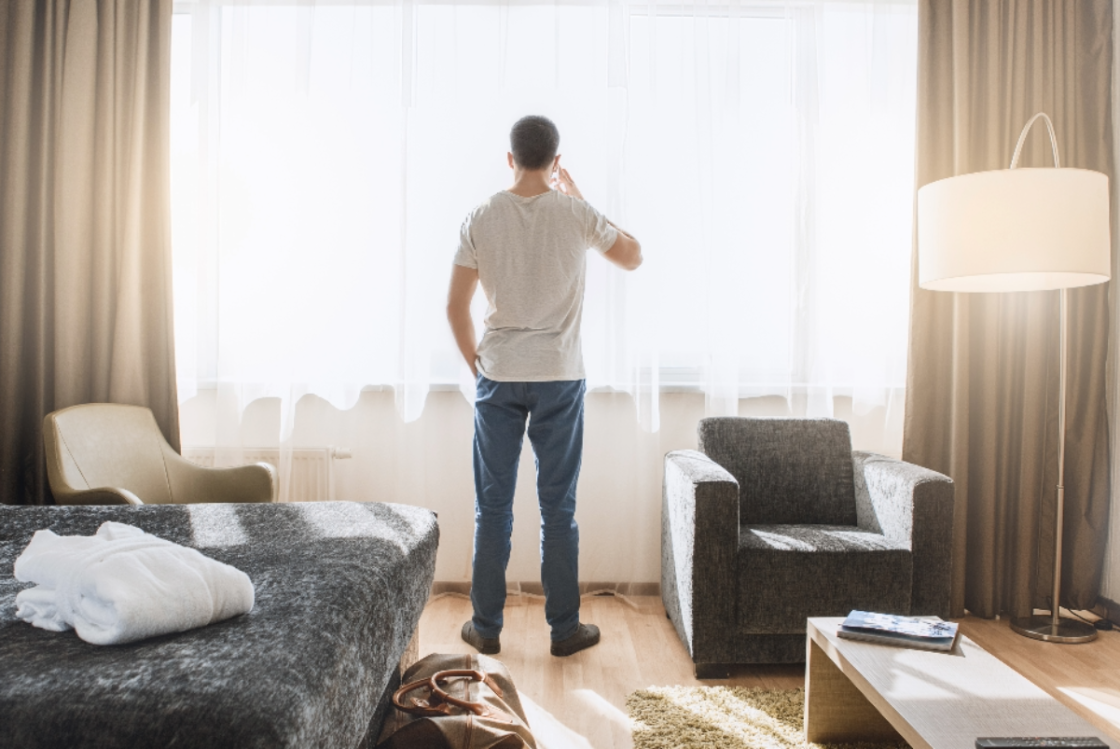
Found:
[1009,614,1098,643]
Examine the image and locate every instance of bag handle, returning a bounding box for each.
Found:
[392,678,457,717]
[391,669,511,723]
[429,669,504,706]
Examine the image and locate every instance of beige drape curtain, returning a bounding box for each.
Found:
[0,1,179,505]
[904,0,1113,619]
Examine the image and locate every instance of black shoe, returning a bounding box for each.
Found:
[461,621,500,655]
[550,623,600,657]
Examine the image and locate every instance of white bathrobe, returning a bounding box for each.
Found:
[14,521,255,645]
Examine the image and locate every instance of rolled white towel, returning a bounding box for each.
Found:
[14,521,254,645]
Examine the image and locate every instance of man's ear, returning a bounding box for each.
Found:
[507,152,515,169]
[552,155,561,172]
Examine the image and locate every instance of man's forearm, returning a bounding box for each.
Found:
[446,263,481,376]
[447,306,479,377]
[608,220,637,242]
[555,167,638,245]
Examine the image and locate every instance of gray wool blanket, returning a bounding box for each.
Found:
[0,501,439,749]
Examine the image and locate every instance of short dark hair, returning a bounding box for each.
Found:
[510,116,559,171]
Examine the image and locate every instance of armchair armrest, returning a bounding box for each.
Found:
[165,450,278,504]
[662,450,739,665]
[190,463,277,503]
[853,451,954,618]
[52,486,143,506]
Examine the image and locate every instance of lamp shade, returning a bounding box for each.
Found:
[917,167,1110,292]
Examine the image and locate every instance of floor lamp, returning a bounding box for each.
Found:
[916,112,1111,644]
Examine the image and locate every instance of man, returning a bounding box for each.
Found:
[446,115,642,657]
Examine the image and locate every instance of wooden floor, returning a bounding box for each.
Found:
[418,594,1120,749]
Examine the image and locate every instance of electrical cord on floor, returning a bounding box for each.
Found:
[427,588,641,610]
[1046,596,1116,631]
[1071,609,1116,631]
[1066,608,1098,626]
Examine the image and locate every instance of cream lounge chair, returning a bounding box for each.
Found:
[43,403,276,505]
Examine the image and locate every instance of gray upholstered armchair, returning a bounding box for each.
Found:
[662,417,954,677]
[43,403,276,505]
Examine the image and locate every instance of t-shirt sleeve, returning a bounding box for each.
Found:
[583,201,619,254]
[453,214,478,269]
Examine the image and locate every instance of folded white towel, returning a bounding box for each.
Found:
[14,521,254,645]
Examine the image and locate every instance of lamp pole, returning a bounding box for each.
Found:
[1005,114,1096,644]
[918,111,1110,642]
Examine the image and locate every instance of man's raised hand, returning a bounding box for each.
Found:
[550,163,584,201]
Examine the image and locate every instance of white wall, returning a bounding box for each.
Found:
[180,389,901,585]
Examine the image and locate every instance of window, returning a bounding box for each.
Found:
[171,0,916,440]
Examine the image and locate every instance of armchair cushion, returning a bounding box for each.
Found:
[698,418,856,525]
[736,524,911,635]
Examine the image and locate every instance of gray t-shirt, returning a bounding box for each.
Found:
[453,189,619,382]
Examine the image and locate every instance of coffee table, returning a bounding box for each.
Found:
[805,617,1116,749]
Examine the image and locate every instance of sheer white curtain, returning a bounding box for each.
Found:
[171,0,917,499]
[604,1,916,434]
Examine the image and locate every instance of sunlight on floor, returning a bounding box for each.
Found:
[574,688,632,730]
[1058,687,1120,734]
[520,692,596,749]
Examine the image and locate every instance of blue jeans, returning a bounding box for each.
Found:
[471,375,585,642]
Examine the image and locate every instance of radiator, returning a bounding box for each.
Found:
[181,446,352,502]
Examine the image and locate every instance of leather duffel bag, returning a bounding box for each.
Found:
[375,653,537,749]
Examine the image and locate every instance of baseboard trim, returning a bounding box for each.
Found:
[430,581,660,598]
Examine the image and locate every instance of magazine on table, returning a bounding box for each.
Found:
[836,610,960,652]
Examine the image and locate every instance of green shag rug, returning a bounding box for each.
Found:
[627,686,910,749]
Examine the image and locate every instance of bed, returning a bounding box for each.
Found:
[0,500,438,749]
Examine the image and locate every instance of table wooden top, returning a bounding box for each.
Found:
[808,617,1117,749]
